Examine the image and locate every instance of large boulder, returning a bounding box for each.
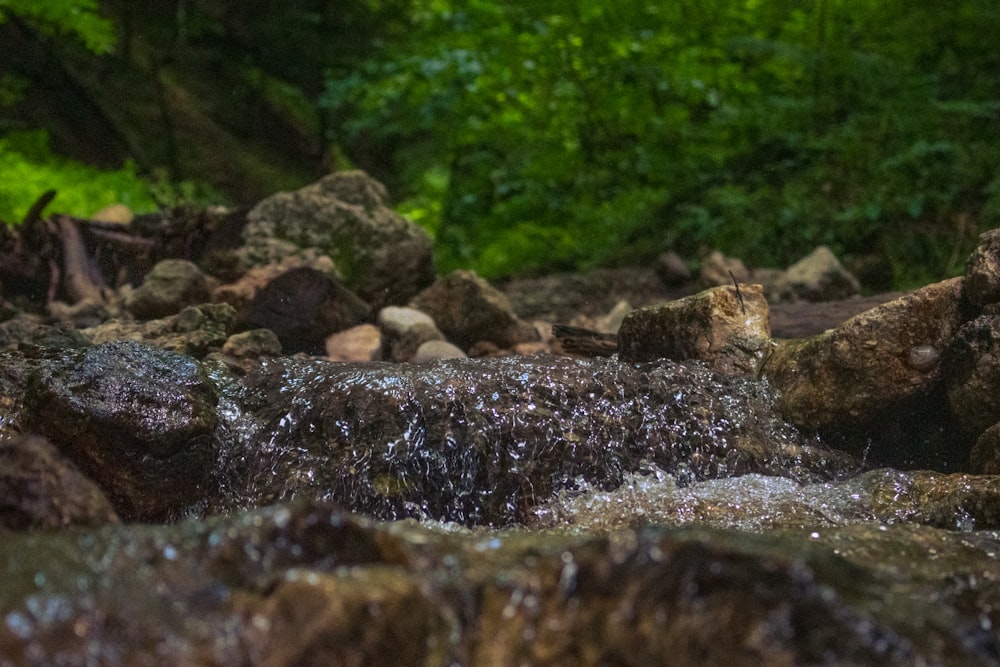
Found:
[21,340,219,521]
[410,270,539,350]
[618,283,771,375]
[765,277,966,434]
[238,171,435,308]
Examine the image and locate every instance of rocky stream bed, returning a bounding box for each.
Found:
[3,172,1000,665]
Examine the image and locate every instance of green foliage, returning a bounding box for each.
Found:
[0,0,115,53]
[324,0,1000,285]
[0,130,157,223]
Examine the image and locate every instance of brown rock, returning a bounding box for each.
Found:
[945,308,1000,437]
[964,228,1000,307]
[971,422,1000,474]
[766,277,965,431]
[0,434,119,530]
[410,270,539,350]
[325,324,383,362]
[245,266,370,353]
[22,340,219,521]
[212,254,337,318]
[618,283,771,375]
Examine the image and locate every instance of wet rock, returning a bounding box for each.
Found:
[971,422,1000,474]
[221,355,856,525]
[654,250,691,286]
[82,302,236,357]
[945,308,1000,437]
[699,250,749,287]
[244,266,370,353]
[1,500,999,666]
[535,467,1000,533]
[412,339,467,361]
[784,245,861,302]
[410,270,539,350]
[21,340,219,521]
[222,328,283,358]
[618,283,771,375]
[123,258,214,319]
[765,277,966,435]
[238,171,435,308]
[377,306,444,362]
[0,434,119,530]
[964,227,1000,307]
[325,324,383,362]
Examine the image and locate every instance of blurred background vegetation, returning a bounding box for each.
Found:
[1,0,998,288]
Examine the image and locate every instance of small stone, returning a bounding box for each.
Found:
[412,340,467,361]
[222,329,283,358]
[325,324,384,362]
[377,306,444,362]
[90,203,133,225]
[124,259,214,320]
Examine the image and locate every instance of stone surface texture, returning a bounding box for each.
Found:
[618,283,771,375]
[238,171,435,308]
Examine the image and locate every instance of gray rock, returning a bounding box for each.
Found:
[325,324,383,362]
[965,227,1000,307]
[618,283,771,375]
[21,340,219,521]
[377,306,444,362]
[784,245,861,302]
[124,259,214,319]
[0,434,119,530]
[239,171,435,308]
[410,270,539,350]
